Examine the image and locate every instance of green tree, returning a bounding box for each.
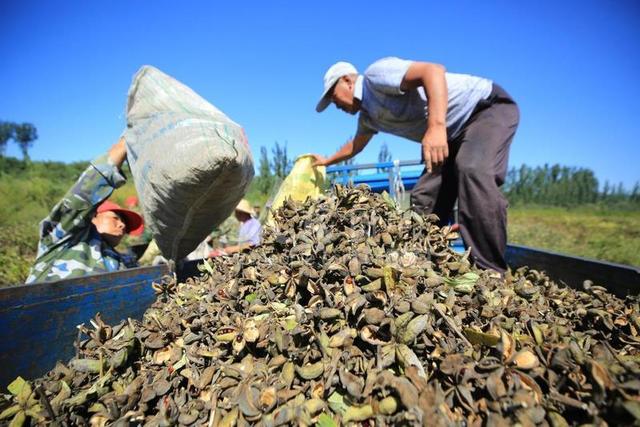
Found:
[601,180,611,202]
[615,183,626,202]
[271,141,292,179]
[0,122,15,156]
[631,182,640,202]
[503,164,603,206]
[255,146,274,194]
[13,123,38,161]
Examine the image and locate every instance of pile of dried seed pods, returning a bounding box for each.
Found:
[1,185,639,426]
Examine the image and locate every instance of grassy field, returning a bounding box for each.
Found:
[2,203,638,286]
[0,178,138,286]
[1,167,638,286]
[508,205,640,267]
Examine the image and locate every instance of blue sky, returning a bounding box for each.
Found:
[1,0,639,187]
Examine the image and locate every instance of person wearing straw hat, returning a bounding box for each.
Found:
[209,199,262,256]
[310,58,519,274]
[26,138,144,283]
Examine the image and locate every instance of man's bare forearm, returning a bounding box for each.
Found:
[401,62,448,132]
[402,62,449,171]
[323,134,372,166]
[422,64,448,131]
[325,139,358,165]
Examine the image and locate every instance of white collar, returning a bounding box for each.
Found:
[353,75,364,101]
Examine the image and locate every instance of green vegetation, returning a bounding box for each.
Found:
[508,205,640,267]
[0,157,137,286]
[0,225,36,286]
[0,121,38,160]
[0,144,286,286]
[245,142,292,209]
[504,163,640,207]
[1,145,638,286]
[503,163,639,266]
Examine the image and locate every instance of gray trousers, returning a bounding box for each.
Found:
[410,84,520,273]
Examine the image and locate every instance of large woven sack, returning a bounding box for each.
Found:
[124,66,254,260]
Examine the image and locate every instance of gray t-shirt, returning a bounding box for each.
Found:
[357,57,493,142]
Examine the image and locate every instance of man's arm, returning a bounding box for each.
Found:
[35,139,128,256]
[311,133,373,167]
[108,138,127,168]
[214,242,251,256]
[401,62,449,173]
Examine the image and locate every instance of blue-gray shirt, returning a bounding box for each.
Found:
[355,57,493,142]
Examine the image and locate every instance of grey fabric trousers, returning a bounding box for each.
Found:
[410,84,520,273]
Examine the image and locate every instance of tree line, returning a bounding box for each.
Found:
[2,121,637,208]
[252,143,639,207]
[503,164,640,207]
[252,141,293,197]
[0,121,38,160]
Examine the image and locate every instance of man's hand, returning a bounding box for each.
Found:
[421,125,448,173]
[108,137,128,168]
[311,154,329,167]
[310,135,372,168]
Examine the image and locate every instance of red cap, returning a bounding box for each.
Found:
[96,200,144,236]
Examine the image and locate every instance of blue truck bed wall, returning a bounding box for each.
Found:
[505,244,639,298]
[0,265,168,389]
[0,246,637,389]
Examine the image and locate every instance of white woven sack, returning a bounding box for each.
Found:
[124,66,254,260]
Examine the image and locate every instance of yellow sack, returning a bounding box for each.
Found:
[266,155,326,225]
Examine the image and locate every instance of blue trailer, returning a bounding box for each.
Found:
[1,161,639,388]
[327,160,423,194]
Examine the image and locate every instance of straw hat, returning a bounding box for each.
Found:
[235,199,255,216]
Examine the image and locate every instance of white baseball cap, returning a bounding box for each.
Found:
[316,61,358,112]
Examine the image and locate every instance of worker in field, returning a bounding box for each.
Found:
[209,199,262,256]
[26,138,144,283]
[311,58,519,273]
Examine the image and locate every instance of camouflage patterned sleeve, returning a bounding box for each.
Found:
[36,153,127,256]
